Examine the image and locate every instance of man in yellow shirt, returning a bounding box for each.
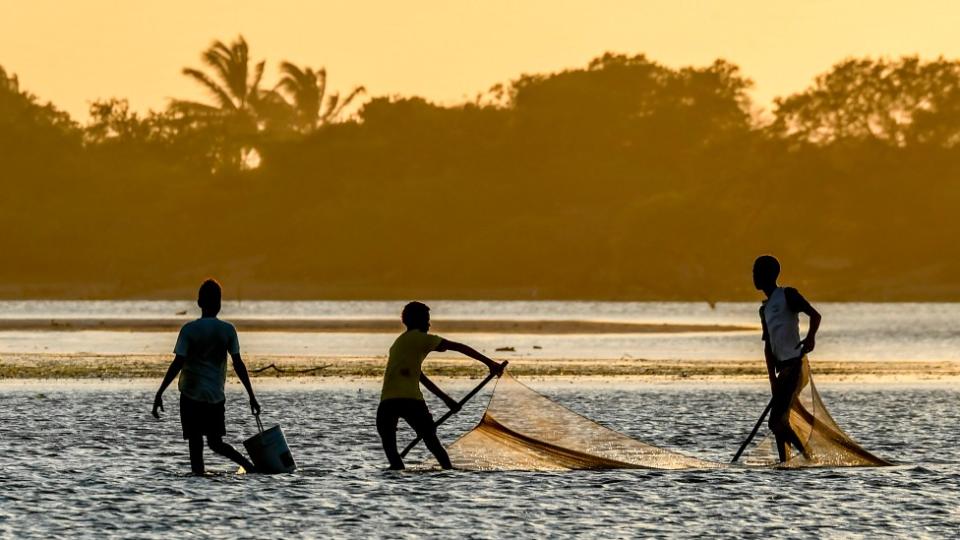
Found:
[377,301,504,470]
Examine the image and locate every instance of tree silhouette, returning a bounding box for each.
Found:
[0,66,18,93]
[6,52,960,301]
[86,99,149,144]
[772,56,960,147]
[0,65,78,151]
[505,53,753,156]
[275,62,365,133]
[172,35,268,170]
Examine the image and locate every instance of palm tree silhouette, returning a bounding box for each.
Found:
[172,36,267,170]
[275,62,365,133]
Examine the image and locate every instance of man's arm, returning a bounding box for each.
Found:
[435,339,504,375]
[799,307,822,354]
[759,305,777,389]
[231,352,261,415]
[786,288,822,354]
[420,373,460,411]
[764,341,778,391]
[153,355,185,418]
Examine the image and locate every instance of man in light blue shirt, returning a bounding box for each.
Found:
[152,279,261,474]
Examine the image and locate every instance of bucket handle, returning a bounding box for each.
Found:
[254,412,264,434]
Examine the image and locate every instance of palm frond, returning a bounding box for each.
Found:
[169,100,227,122]
[230,37,251,103]
[233,35,249,59]
[250,60,266,99]
[278,61,306,81]
[321,94,340,123]
[316,68,328,103]
[202,41,237,100]
[276,63,314,97]
[207,40,232,62]
[202,49,232,90]
[182,68,236,110]
[274,62,325,128]
[333,86,366,115]
[274,77,298,97]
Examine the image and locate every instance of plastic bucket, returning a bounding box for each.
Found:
[243,415,296,474]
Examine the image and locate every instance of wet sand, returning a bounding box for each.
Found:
[2,353,957,382]
[0,317,753,333]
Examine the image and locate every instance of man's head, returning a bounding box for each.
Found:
[752,255,780,291]
[401,301,431,332]
[197,278,222,315]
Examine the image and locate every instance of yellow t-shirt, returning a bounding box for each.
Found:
[380,330,443,401]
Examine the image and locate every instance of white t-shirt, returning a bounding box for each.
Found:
[761,287,802,363]
[174,317,240,403]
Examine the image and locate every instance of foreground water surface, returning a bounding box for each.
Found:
[2,379,957,538]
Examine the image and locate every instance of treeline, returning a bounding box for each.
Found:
[1,37,959,301]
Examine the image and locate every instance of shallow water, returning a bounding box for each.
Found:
[2,379,957,538]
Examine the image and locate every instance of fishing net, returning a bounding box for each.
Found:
[445,365,888,471]
[446,372,719,471]
[740,357,890,467]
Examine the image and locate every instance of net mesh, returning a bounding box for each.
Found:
[445,365,888,471]
[446,372,719,470]
[741,357,890,467]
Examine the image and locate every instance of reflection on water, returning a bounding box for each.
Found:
[1,301,959,361]
[1,380,957,537]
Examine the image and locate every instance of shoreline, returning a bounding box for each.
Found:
[3,376,957,391]
[2,353,958,382]
[0,318,753,334]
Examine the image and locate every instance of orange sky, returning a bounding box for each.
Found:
[4,0,960,120]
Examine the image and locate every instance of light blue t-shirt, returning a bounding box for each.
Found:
[174,317,240,403]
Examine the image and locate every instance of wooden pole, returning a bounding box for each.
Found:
[400,361,508,458]
[731,397,774,463]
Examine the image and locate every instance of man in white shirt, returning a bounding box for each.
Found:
[754,255,821,463]
[152,279,261,474]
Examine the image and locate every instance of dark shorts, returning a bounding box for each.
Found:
[180,395,226,440]
[376,398,436,438]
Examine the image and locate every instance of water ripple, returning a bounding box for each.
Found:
[1,383,957,537]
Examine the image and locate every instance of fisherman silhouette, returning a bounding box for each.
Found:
[152,279,261,474]
[377,301,504,470]
[753,255,820,462]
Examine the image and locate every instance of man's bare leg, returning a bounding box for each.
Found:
[770,364,811,462]
[207,436,256,472]
[188,436,205,475]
